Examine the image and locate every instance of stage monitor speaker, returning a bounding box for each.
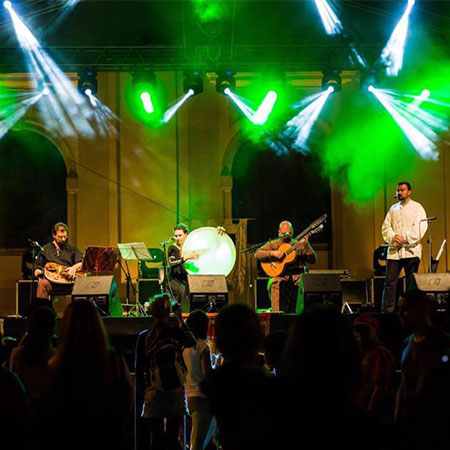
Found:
[138,279,161,304]
[301,274,342,310]
[188,275,228,312]
[72,276,118,316]
[410,273,450,310]
[15,280,38,317]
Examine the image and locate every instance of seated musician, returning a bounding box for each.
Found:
[34,222,83,301]
[255,220,317,314]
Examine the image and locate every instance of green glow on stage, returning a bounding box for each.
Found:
[192,0,228,23]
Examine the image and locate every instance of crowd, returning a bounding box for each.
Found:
[1,290,450,450]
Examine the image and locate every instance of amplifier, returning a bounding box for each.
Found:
[410,273,450,310]
[15,280,38,317]
[72,276,117,316]
[301,273,342,310]
[188,275,228,312]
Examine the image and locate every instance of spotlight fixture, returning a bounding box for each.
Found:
[360,68,380,91]
[78,69,97,96]
[3,1,11,10]
[216,70,235,95]
[183,70,203,96]
[322,70,341,92]
[132,71,158,115]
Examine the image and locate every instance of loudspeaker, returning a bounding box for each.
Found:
[410,273,450,310]
[15,280,38,317]
[300,274,342,310]
[188,275,228,312]
[72,276,116,316]
[138,279,161,304]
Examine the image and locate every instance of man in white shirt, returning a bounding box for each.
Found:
[381,182,427,313]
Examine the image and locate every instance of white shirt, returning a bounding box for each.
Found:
[382,199,427,260]
[183,338,210,398]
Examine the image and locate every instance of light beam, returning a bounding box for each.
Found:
[162,89,194,123]
[380,0,415,77]
[369,86,444,160]
[285,87,334,152]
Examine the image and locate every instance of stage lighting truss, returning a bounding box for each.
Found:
[183,70,203,96]
[216,70,236,95]
[322,70,341,92]
[77,69,97,96]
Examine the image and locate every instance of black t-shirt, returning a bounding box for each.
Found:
[35,242,83,271]
[168,244,188,281]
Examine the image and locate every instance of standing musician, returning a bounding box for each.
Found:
[34,222,83,301]
[381,182,427,313]
[167,224,199,311]
[255,220,317,313]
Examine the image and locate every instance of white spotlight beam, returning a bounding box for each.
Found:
[380,0,415,77]
[224,88,256,122]
[252,91,277,125]
[5,4,116,138]
[286,87,334,151]
[163,89,194,123]
[370,86,439,160]
[314,0,342,35]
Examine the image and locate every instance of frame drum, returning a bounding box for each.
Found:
[182,227,236,276]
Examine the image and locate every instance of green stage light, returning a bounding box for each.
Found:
[140,92,154,114]
[252,90,278,125]
[132,71,158,115]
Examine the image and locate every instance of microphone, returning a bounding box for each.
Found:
[393,192,398,199]
[421,216,437,222]
[28,239,44,251]
[160,237,176,246]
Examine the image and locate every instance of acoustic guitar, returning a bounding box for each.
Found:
[261,224,324,277]
[44,262,85,284]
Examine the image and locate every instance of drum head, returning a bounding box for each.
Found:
[182,227,236,276]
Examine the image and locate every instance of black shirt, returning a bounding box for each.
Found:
[168,245,188,281]
[35,242,83,271]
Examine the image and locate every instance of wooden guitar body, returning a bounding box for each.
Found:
[44,262,85,284]
[261,243,296,277]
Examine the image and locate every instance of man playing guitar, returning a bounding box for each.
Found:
[255,220,317,313]
[34,222,83,301]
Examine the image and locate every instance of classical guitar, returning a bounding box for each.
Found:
[261,224,324,277]
[43,262,85,284]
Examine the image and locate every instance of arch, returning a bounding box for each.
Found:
[0,129,73,248]
[13,119,80,244]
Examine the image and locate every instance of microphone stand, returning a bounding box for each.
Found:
[427,220,433,274]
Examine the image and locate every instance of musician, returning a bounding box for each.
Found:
[34,222,83,300]
[167,223,199,311]
[255,221,317,313]
[381,182,427,313]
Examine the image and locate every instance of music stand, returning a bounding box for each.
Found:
[118,242,151,316]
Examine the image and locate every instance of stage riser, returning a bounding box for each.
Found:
[3,312,449,370]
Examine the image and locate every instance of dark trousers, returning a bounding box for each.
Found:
[382,257,420,312]
[169,277,189,312]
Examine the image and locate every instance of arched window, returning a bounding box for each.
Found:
[232,139,331,245]
[0,130,67,248]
